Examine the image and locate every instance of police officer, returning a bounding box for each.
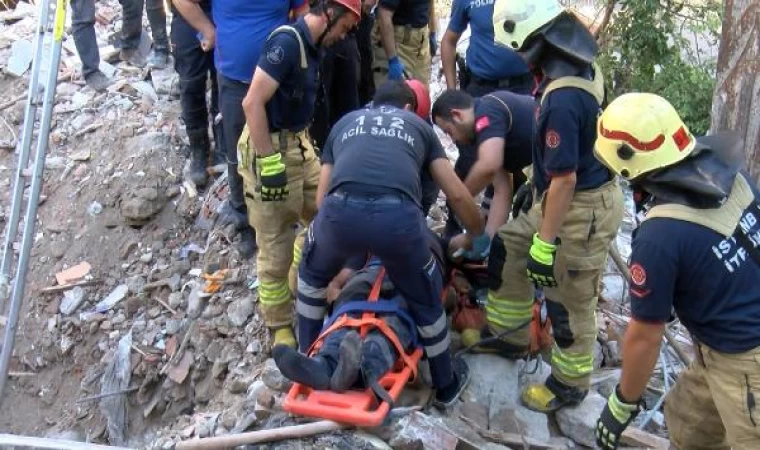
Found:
[372,0,437,87]
[438,0,533,236]
[239,0,361,349]
[490,0,624,412]
[592,93,760,449]
[432,89,534,240]
[171,0,225,188]
[213,0,308,258]
[296,80,487,408]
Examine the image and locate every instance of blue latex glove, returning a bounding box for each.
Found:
[388,56,405,80]
[464,233,491,260]
[429,32,438,57]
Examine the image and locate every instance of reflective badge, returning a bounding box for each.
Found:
[475,116,490,133]
[546,129,561,149]
[630,263,646,285]
[267,45,284,65]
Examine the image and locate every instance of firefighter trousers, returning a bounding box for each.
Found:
[371,23,431,87]
[237,127,320,328]
[486,180,624,389]
[664,344,760,449]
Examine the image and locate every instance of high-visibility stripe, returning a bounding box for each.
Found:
[296,300,326,320]
[417,314,447,339]
[551,344,594,378]
[259,280,290,305]
[424,331,451,358]
[485,293,533,328]
[297,277,326,299]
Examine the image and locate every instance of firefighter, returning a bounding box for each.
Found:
[238,0,361,349]
[592,94,760,449]
[214,0,308,258]
[171,0,225,189]
[431,89,535,240]
[372,0,437,87]
[489,0,625,412]
[296,80,486,408]
[439,0,534,236]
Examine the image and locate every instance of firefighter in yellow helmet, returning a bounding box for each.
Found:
[593,94,760,449]
[476,0,625,413]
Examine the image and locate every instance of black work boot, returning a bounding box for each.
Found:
[272,344,331,390]
[147,49,170,69]
[218,165,250,229]
[433,356,471,409]
[329,331,361,392]
[187,129,210,187]
[238,226,257,259]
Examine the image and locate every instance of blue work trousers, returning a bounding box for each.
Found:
[297,192,453,388]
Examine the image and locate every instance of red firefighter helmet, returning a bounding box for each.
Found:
[328,0,361,20]
[405,79,431,120]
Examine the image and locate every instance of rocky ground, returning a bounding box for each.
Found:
[0,1,691,448]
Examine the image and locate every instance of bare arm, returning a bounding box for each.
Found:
[378,7,398,60]
[485,169,512,236]
[241,68,279,158]
[441,30,461,89]
[539,172,576,242]
[172,0,215,51]
[464,137,504,195]
[316,164,333,210]
[430,158,484,236]
[619,319,664,402]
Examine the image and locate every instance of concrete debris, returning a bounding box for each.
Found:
[261,358,293,393]
[227,295,255,327]
[388,412,460,450]
[6,38,33,76]
[55,261,92,285]
[59,286,86,315]
[555,391,607,448]
[94,284,129,313]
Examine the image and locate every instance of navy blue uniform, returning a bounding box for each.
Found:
[629,194,760,353]
[473,92,535,173]
[380,0,430,27]
[256,18,320,132]
[533,87,612,196]
[297,105,454,389]
[447,0,529,83]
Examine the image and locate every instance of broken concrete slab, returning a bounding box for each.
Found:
[556,390,607,447]
[7,39,33,76]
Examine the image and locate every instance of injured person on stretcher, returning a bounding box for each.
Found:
[273,229,460,405]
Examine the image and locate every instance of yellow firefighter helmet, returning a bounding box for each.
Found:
[493,0,563,51]
[594,93,697,180]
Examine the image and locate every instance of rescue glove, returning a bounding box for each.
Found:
[257,153,288,201]
[463,233,491,260]
[595,386,643,450]
[512,183,533,218]
[527,233,558,287]
[388,56,406,80]
[429,32,438,57]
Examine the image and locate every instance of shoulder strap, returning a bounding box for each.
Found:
[540,62,605,106]
[644,174,754,237]
[267,25,308,69]
[482,94,513,134]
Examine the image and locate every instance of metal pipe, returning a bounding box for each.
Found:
[0,0,51,307]
[0,0,67,402]
[0,434,132,450]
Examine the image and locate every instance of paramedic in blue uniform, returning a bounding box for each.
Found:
[432,89,535,238]
[593,93,760,449]
[439,0,533,236]
[296,80,488,408]
[212,0,308,258]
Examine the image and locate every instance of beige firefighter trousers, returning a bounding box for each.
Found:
[371,23,431,87]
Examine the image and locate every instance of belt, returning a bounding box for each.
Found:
[331,189,407,205]
[269,129,306,151]
[469,71,533,89]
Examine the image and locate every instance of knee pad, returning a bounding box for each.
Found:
[487,234,506,291]
[546,299,573,348]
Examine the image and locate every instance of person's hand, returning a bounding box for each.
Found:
[257,153,288,201]
[429,32,438,57]
[326,268,355,303]
[512,183,533,218]
[200,27,216,52]
[596,386,643,450]
[388,56,405,80]
[448,233,473,260]
[527,233,558,287]
[463,233,490,260]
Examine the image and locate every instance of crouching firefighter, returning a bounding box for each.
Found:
[275,230,449,404]
[592,94,760,449]
[239,0,361,349]
[486,0,625,412]
[296,80,486,409]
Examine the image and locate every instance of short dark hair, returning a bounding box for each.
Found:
[431,89,474,122]
[373,80,415,110]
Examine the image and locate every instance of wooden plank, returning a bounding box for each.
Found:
[621,428,670,449]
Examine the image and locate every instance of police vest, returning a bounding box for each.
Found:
[644,173,760,267]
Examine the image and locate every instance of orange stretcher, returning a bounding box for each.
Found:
[284,267,424,427]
